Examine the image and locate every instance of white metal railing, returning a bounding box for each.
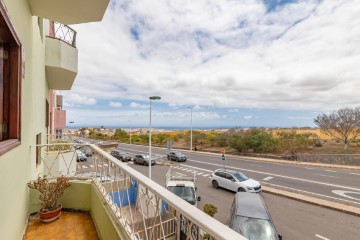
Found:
[34,142,246,240]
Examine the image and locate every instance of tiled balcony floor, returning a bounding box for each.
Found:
[25,211,99,240]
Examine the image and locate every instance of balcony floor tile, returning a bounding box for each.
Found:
[25,211,99,240]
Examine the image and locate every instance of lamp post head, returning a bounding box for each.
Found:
[149,96,161,100]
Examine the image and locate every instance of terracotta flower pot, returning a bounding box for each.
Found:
[39,205,62,223]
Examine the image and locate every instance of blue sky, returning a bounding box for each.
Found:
[63,0,360,128]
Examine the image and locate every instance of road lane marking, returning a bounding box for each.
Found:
[314,174,340,179]
[305,167,315,170]
[187,159,360,192]
[104,163,108,167]
[89,165,94,168]
[203,174,209,177]
[248,164,263,167]
[262,182,360,206]
[82,166,87,169]
[349,172,360,176]
[315,234,330,240]
[263,176,273,181]
[325,170,337,173]
[332,190,360,201]
[197,173,203,176]
[178,164,213,173]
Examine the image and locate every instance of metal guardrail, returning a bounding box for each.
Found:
[34,143,246,240]
[48,20,77,47]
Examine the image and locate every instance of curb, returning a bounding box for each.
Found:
[262,186,360,217]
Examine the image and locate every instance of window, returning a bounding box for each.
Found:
[0,1,22,155]
[36,133,41,165]
[215,171,225,178]
[226,173,235,181]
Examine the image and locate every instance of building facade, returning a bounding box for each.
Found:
[0,0,109,239]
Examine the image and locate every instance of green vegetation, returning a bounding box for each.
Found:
[81,126,357,156]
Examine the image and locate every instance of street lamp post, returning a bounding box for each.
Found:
[149,96,161,179]
[188,107,193,151]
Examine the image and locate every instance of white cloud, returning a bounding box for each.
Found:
[109,101,123,107]
[129,102,149,109]
[244,115,252,119]
[229,109,239,112]
[66,0,360,125]
[64,94,96,106]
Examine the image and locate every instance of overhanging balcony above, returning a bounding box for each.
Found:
[46,22,78,90]
[28,0,110,25]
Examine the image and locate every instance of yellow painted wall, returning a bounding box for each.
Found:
[0,0,48,239]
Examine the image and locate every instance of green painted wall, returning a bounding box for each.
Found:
[0,0,47,239]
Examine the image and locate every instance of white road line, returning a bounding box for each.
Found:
[197,173,203,176]
[262,182,360,206]
[248,164,263,167]
[305,167,315,170]
[349,172,360,176]
[202,174,209,177]
[314,174,340,179]
[187,159,360,191]
[315,234,330,240]
[178,164,213,173]
[104,163,108,167]
[82,166,87,169]
[89,165,94,168]
[325,170,337,173]
[263,176,273,181]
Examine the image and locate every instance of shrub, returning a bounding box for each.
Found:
[203,203,217,217]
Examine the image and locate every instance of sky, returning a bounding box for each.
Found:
[61,0,360,128]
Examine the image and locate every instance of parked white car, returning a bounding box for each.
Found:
[211,169,261,193]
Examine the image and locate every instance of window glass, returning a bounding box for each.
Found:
[233,172,249,182]
[233,216,277,240]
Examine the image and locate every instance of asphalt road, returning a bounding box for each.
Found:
[75,140,360,240]
[115,142,360,206]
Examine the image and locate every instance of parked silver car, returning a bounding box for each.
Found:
[76,150,87,162]
[211,169,261,193]
[133,154,155,166]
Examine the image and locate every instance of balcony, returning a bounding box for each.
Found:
[45,22,78,90]
[28,0,110,25]
[27,141,246,240]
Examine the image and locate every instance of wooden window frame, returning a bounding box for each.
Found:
[0,0,22,156]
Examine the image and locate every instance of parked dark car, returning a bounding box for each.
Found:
[110,150,132,162]
[167,152,187,162]
[133,154,155,166]
[229,192,282,240]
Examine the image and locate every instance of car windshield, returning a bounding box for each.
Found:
[233,172,249,182]
[168,186,196,205]
[175,152,184,156]
[233,216,277,240]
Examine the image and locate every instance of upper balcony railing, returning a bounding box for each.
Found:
[33,141,246,240]
[48,21,77,48]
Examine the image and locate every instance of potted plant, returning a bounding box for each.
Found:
[27,175,71,222]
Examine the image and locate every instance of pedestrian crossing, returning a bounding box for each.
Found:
[171,165,213,179]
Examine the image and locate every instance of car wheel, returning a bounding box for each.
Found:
[176,157,179,162]
[212,180,219,189]
[144,161,148,166]
[167,156,170,160]
[134,160,137,165]
[238,187,246,192]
